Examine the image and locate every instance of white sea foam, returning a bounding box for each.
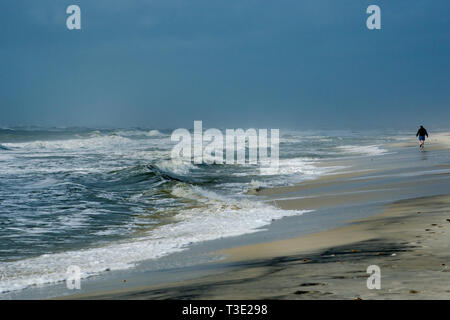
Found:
[0,185,308,293]
[147,130,164,136]
[0,134,172,175]
[156,159,197,175]
[337,145,388,156]
[0,129,397,294]
[258,157,341,178]
[3,135,132,151]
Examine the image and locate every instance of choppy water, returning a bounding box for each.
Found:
[0,127,400,292]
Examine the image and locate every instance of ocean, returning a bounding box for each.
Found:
[0,127,401,293]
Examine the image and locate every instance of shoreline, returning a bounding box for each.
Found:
[64,193,450,300]
[60,140,450,300]
[389,132,450,150]
[3,133,450,300]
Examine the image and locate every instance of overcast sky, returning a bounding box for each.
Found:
[1,0,449,130]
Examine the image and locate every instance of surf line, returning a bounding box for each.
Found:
[182,304,216,318]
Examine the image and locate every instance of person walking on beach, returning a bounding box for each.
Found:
[416,125,429,150]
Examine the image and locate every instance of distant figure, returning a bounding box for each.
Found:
[416,125,429,149]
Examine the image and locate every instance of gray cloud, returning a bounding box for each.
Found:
[0,0,449,129]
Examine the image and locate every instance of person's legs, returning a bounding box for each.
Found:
[419,136,425,148]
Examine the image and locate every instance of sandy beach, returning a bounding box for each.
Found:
[2,0,450,304]
[57,134,450,300]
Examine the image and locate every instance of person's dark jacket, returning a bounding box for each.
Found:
[416,127,428,137]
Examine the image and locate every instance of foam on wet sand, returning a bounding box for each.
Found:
[62,134,450,300]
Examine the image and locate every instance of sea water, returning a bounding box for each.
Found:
[0,127,400,293]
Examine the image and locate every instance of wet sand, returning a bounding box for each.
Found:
[390,132,450,150]
[65,193,450,300]
[59,135,450,300]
